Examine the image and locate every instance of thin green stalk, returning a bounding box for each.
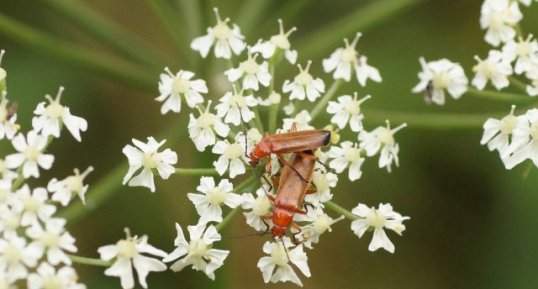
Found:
[515,24,524,38]
[175,0,203,70]
[0,13,154,92]
[310,79,343,120]
[257,0,308,35]
[268,51,282,133]
[509,76,529,92]
[144,0,190,67]
[325,201,358,221]
[175,168,218,176]
[365,109,492,129]
[236,0,271,36]
[253,107,265,132]
[296,0,426,59]
[69,254,112,267]
[467,87,532,103]
[37,0,163,68]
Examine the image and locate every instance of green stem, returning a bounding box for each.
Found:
[0,13,155,92]
[310,79,343,120]
[37,0,163,68]
[466,87,532,103]
[236,0,271,37]
[514,24,524,38]
[325,201,358,221]
[296,0,426,59]
[509,76,529,92]
[69,254,112,267]
[174,0,202,70]
[365,109,491,129]
[175,168,219,176]
[268,51,282,133]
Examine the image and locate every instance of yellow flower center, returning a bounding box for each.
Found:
[206,187,226,205]
[4,244,21,264]
[45,102,64,119]
[24,145,41,161]
[253,196,272,216]
[41,231,60,248]
[213,22,232,40]
[499,114,518,135]
[366,209,386,229]
[24,197,40,213]
[189,239,208,258]
[43,276,63,289]
[294,71,313,85]
[65,175,83,193]
[172,77,190,94]
[116,239,138,259]
[270,244,289,266]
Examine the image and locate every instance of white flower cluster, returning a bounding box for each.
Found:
[412,0,538,169]
[0,52,90,288]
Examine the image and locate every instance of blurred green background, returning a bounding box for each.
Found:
[1,0,538,288]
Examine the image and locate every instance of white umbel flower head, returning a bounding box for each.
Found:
[122,137,178,192]
[481,105,522,161]
[11,185,56,226]
[212,137,246,178]
[156,68,207,114]
[0,234,42,282]
[504,108,538,169]
[48,166,93,206]
[283,61,325,102]
[215,86,258,126]
[359,121,406,172]
[0,94,19,140]
[282,110,314,131]
[323,32,382,86]
[472,50,513,90]
[26,218,77,265]
[257,237,311,287]
[411,57,468,105]
[190,8,246,59]
[188,101,230,151]
[480,0,523,46]
[98,230,167,289]
[502,35,538,74]
[351,203,409,253]
[241,187,273,232]
[296,207,344,249]
[224,49,271,91]
[251,19,298,64]
[5,130,54,179]
[27,263,85,289]
[327,93,371,131]
[164,223,229,280]
[32,87,88,142]
[187,177,242,224]
[327,141,364,181]
[305,171,338,204]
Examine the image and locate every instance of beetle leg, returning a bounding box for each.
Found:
[297,151,318,160]
[290,221,302,232]
[261,218,271,236]
[277,154,309,184]
[305,189,317,195]
[290,122,297,132]
[295,208,307,214]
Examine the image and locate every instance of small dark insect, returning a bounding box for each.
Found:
[424,80,434,104]
[7,102,17,119]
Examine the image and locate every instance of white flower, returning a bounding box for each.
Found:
[481,105,522,161]
[188,102,230,151]
[411,57,468,105]
[359,121,406,172]
[215,86,258,126]
[0,158,17,181]
[327,93,370,131]
[224,50,271,91]
[257,91,281,107]
[296,208,344,249]
[212,138,246,178]
[26,218,77,265]
[0,234,42,282]
[305,171,338,204]
[48,166,94,206]
[98,230,167,289]
[122,137,177,192]
[251,19,298,64]
[327,141,364,181]
[32,87,88,142]
[163,223,229,280]
[282,110,314,131]
[190,8,246,59]
[5,130,54,179]
[472,50,513,90]
[351,203,409,253]
[283,102,295,116]
[241,187,273,232]
[504,108,538,169]
[528,77,538,96]
[480,0,523,46]
[322,32,382,86]
[27,263,85,289]
[257,237,311,287]
[187,177,242,224]
[156,68,207,114]
[0,201,22,237]
[502,35,538,74]
[0,94,19,140]
[11,185,56,226]
[283,61,325,102]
